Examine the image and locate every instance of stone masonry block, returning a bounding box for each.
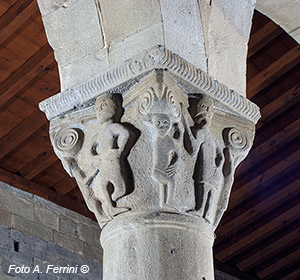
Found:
[160,0,207,70]
[0,225,11,248]
[58,215,78,237]
[53,231,84,253]
[12,215,53,243]
[99,0,162,45]
[0,189,34,221]
[42,0,104,67]
[77,223,100,245]
[0,209,12,228]
[109,24,164,66]
[83,242,103,262]
[34,203,58,231]
[10,229,48,259]
[59,48,109,90]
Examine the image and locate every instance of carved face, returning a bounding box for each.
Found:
[195,96,213,128]
[95,96,116,123]
[152,114,171,136]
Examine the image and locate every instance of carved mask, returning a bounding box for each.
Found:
[195,96,213,128]
[152,114,171,136]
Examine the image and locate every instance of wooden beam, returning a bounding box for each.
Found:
[214,259,261,280]
[19,150,58,180]
[237,227,300,271]
[281,268,300,280]
[238,119,300,175]
[53,176,78,196]
[0,43,53,107]
[0,110,46,159]
[0,0,33,31]
[247,46,300,99]
[215,204,300,262]
[0,0,38,45]
[248,21,283,58]
[257,247,300,279]
[217,177,300,239]
[0,167,94,219]
[228,149,300,210]
[257,83,300,130]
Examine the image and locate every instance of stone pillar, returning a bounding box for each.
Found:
[37,1,260,280]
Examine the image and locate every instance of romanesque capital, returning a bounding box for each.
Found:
[46,63,257,231]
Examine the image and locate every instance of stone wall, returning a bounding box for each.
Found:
[0,181,240,280]
[0,181,102,279]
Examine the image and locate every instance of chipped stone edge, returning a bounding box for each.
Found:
[39,46,260,123]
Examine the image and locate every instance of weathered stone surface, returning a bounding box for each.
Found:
[83,242,103,262]
[34,203,58,231]
[39,0,104,68]
[108,24,164,67]
[53,231,84,253]
[59,49,109,90]
[101,213,215,280]
[12,215,54,243]
[0,189,34,221]
[206,0,255,93]
[38,0,257,94]
[99,0,162,45]
[0,209,12,228]
[161,0,207,70]
[58,215,78,238]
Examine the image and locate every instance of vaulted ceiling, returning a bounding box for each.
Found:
[0,1,299,279]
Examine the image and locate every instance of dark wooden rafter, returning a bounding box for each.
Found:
[53,176,78,196]
[257,247,300,279]
[228,148,300,210]
[256,83,300,130]
[237,227,300,271]
[19,150,58,180]
[0,110,46,159]
[214,259,261,280]
[247,21,283,58]
[215,204,300,262]
[217,177,300,239]
[0,0,38,44]
[238,118,300,175]
[0,43,53,107]
[247,46,300,99]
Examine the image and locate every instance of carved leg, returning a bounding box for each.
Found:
[111,173,127,201]
[195,183,209,218]
[203,190,213,223]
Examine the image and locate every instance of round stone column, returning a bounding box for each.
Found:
[100,213,215,280]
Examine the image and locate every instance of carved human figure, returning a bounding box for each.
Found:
[152,113,179,210]
[53,128,108,225]
[90,94,131,219]
[68,159,108,225]
[183,95,226,223]
[213,128,249,228]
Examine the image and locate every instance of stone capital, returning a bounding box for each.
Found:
[40,48,259,280]
[44,52,258,229]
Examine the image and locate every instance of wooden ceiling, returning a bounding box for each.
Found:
[0,1,299,279]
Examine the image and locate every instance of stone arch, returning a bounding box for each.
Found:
[256,0,300,43]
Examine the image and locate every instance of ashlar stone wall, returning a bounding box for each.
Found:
[0,181,102,280]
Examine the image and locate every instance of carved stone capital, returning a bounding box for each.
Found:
[48,68,256,231]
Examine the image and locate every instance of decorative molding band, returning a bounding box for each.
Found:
[39,46,260,123]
